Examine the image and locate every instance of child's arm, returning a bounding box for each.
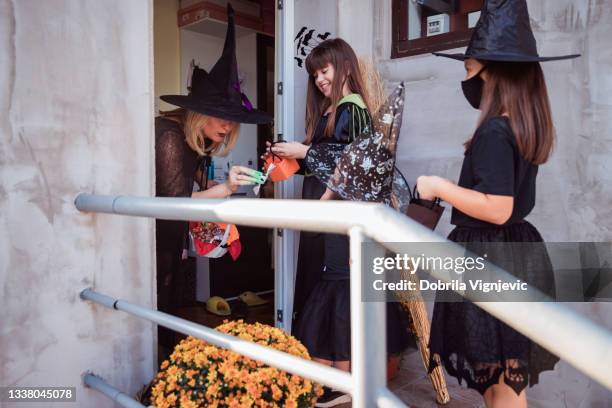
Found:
[417,175,513,225]
[268,141,309,159]
[418,119,517,225]
[320,188,337,200]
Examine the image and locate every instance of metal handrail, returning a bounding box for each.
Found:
[83,374,145,408]
[80,289,354,393]
[75,193,612,397]
[79,287,409,407]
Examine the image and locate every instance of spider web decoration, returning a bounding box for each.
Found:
[294,26,332,68]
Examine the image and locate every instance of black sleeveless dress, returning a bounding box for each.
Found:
[428,117,559,395]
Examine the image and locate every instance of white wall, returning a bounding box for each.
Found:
[285,0,340,322]
[293,0,338,145]
[294,0,612,405]
[367,0,612,405]
[373,0,612,243]
[0,0,155,406]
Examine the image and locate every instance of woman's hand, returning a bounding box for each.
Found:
[224,165,265,194]
[416,175,443,200]
[266,141,309,159]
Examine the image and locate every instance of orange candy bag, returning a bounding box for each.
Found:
[263,144,300,182]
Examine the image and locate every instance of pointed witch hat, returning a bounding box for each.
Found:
[434,0,579,62]
[305,82,412,211]
[161,4,272,124]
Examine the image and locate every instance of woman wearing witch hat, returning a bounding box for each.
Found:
[417,0,579,406]
[155,4,272,359]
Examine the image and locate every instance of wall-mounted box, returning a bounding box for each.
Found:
[427,13,450,37]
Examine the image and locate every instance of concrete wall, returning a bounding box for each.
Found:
[372,0,612,242]
[0,1,156,406]
[366,0,612,406]
[289,1,611,403]
[295,0,611,405]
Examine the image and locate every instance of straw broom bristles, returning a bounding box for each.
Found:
[358,56,450,404]
[358,57,387,115]
[398,268,451,405]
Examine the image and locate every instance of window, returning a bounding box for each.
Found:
[391,0,484,58]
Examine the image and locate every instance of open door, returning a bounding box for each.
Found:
[153,1,276,353]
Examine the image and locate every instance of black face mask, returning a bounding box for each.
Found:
[461,67,486,109]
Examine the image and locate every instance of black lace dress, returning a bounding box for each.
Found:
[428,117,559,395]
[155,117,204,350]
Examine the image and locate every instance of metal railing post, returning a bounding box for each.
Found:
[83,373,145,408]
[80,289,353,393]
[274,0,297,333]
[350,227,388,408]
[74,193,612,393]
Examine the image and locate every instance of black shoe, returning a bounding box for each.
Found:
[315,387,352,407]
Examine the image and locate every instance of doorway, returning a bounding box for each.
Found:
[153,0,276,360]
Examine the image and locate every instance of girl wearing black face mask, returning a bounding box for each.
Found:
[414,0,579,406]
[461,65,486,109]
[417,57,557,408]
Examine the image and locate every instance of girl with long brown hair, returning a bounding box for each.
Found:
[269,39,374,351]
[271,37,413,407]
[416,1,579,406]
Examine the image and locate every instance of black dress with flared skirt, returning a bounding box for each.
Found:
[428,117,559,395]
[292,101,414,361]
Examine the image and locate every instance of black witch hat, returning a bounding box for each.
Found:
[161,4,272,124]
[305,83,412,211]
[434,0,580,62]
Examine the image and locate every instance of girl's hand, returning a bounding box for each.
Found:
[224,166,265,193]
[416,175,442,200]
[266,141,309,159]
[320,188,337,201]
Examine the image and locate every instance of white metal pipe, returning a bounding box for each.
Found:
[80,288,118,309]
[74,194,387,234]
[349,228,395,407]
[80,289,353,393]
[377,386,408,408]
[83,373,145,408]
[75,194,612,391]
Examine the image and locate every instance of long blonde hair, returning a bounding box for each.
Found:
[160,109,240,157]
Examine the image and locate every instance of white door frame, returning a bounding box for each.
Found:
[274,0,296,332]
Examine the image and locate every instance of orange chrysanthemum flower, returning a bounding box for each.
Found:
[147,320,323,407]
